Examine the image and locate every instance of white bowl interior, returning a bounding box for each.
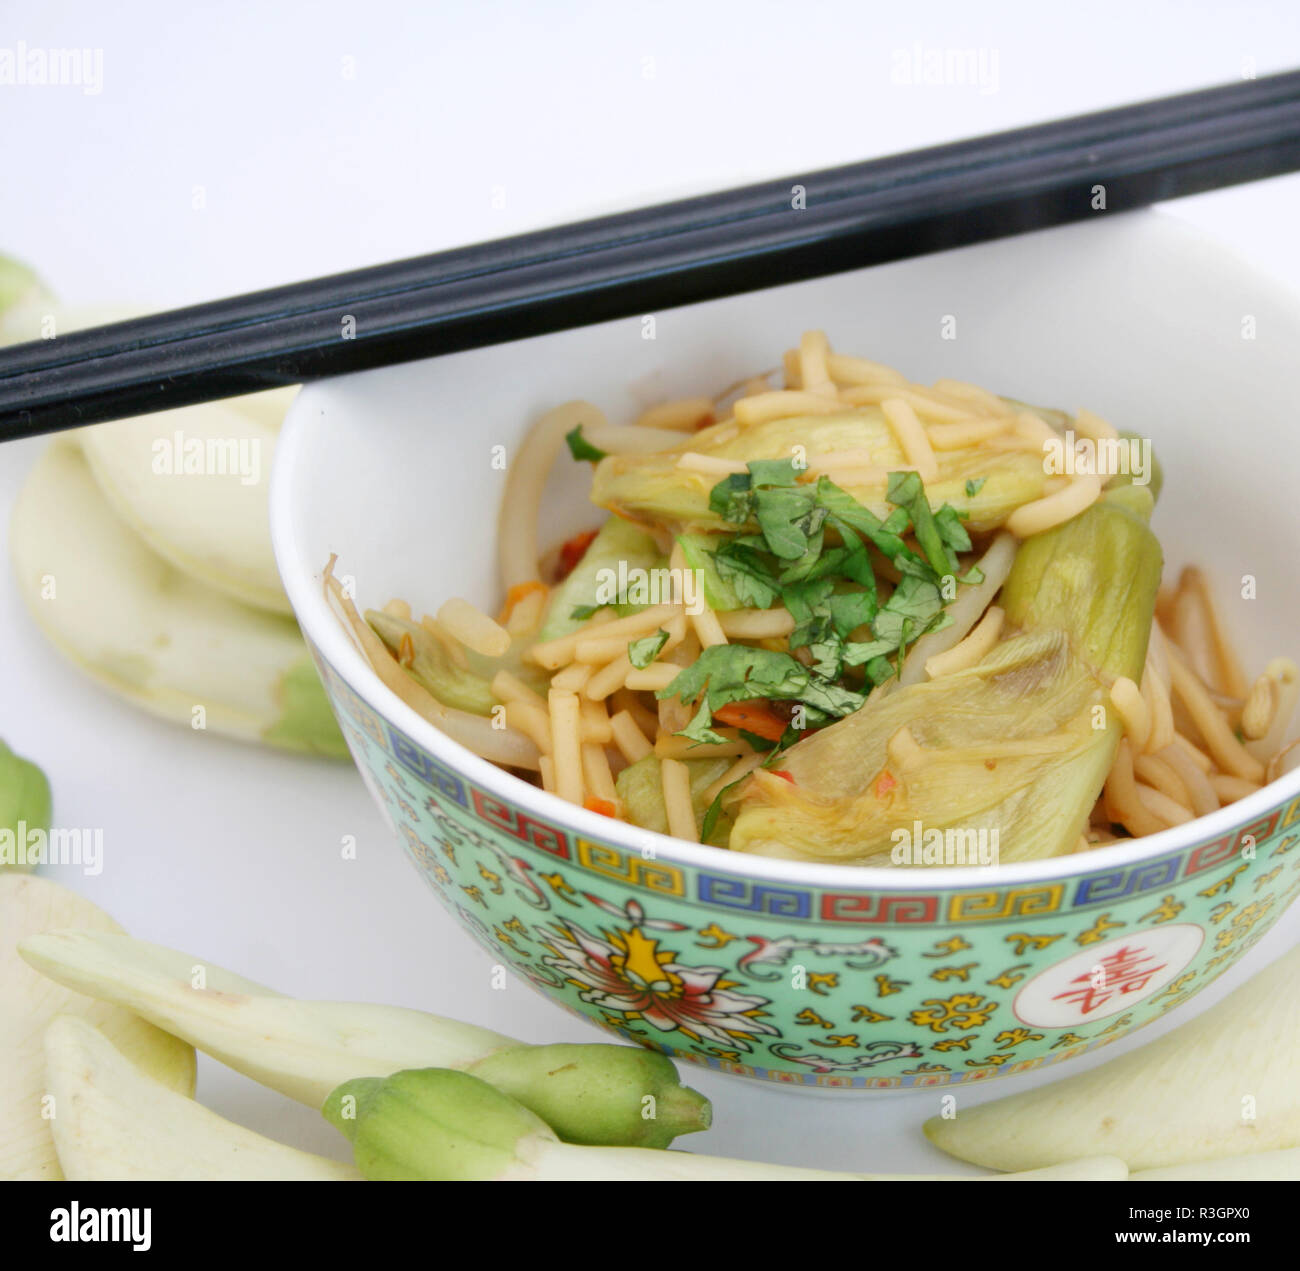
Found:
[274,211,1300,878]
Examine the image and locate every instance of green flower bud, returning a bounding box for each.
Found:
[323,1069,552,1181]
[467,1043,712,1149]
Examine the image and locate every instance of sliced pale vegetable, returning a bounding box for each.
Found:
[325,1067,1127,1181]
[0,738,52,874]
[20,930,711,1148]
[924,944,1300,1173]
[729,488,1162,865]
[615,754,734,846]
[535,516,665,641]
[80,395,292,615]
[45,1017,359,1181]
[10,440,346,757]
[591,410,1052,536]
[0,876,195,1181]
[367,610,527,717]
[1131,1147,1300,1181]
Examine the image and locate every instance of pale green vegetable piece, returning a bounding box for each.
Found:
[535,516,665,641]
[325,1067,1127,1181]
[0,739,52,874]
[366,610,496,716]
[79,393,294,616]
[0,876,195,1181]
[1131,1147,1300,1181]
[924,944,1300,1173]
[730,489,1161,864]
[616,754,735,847]
[10,441,345,756]
[20,930,711,1148]
[590,410,1052,536]
[45,1017,359,1181]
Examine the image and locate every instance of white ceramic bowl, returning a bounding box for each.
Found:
[272,211,1300,1091]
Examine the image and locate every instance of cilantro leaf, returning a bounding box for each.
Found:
[827,589,877,637]
[747,458,801,487]
[887,470,956,578]
[965,477,987,497]
[934,503,972,554]
[782,578,835,624]
[658,645,864,720]
[565,426,607,462]
[677,699,729,747]
[712,542,781,609]
[627,629,669,669]
[708,472,755,524]
[754,485,824,560]
[570,604,601,620]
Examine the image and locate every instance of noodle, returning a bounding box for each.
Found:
[924,606,1004,680]
[1005,476,1102,538]
[718,607,796,639]
[660,758,699,842]
[582,742,619,803]
[548,690,584,805]
[1158,742,1219,817]
[826,351,908,387]
[611,688,660,737]
[1104,739,1166,837]
[1109,676,1151,750]
[499,400,604,590]
[580,698,613,743]
[1245,659,1299,762]
[610,709,653,763]
[437,597,511,659]
[734,390,845,426]
[635,396,714,431]
[899,533,1016,685]
[1164,641,1266,781]
[926,417,1012,450]
[880,399,939,481]
[799,330,837,396]
[624,663,682,692]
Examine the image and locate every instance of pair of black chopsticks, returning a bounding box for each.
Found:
[3,71,1300,440]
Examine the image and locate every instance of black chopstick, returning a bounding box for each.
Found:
[4,71,1300,439]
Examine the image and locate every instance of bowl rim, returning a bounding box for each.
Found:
[271,218,1300,893]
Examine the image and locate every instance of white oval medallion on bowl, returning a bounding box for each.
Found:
[1013,924,1205,1028]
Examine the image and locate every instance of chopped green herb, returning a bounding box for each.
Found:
[627,629,669,669]
[570,603,601,621]
[708,472,755,524]
[965,477,987,497]
[677,699,729,747]
[565,426,608,463]
[711,542,781,609]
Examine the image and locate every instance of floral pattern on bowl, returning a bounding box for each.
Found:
[313,643,1300,1090]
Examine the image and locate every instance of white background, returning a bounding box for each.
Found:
[2,1,1299,1173]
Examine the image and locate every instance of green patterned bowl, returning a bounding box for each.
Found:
[272,214,1300,1091]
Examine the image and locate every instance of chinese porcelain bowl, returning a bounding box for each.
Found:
[273,212,1300,1092]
